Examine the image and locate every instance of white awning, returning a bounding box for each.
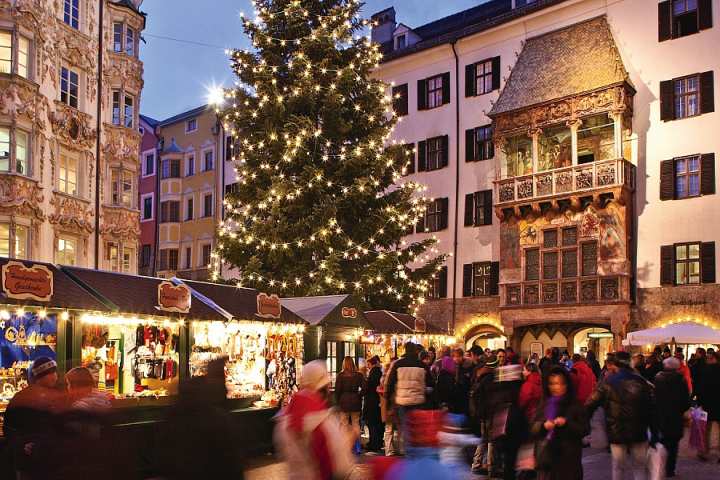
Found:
[623,322,720,346]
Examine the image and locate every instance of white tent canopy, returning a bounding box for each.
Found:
[623,322,720,346]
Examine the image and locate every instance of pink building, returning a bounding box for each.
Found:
[138,115,159,276]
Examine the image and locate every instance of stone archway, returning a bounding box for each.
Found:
[513,322,612,360]
[463,324,507,351]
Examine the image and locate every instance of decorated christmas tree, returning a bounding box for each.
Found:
[213,0,445,312]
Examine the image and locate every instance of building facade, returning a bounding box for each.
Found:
[154,105,222,280]
[138,113,158,275]
[372,0,718,357]
[0,0,145,272]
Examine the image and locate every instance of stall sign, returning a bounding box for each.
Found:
[341,307,357,318]
[157,281,191,313]
[257,293,281,318]
[1,261,53,302]
[414,317,426,333]
[360,330,375,344]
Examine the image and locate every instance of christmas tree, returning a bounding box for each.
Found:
[213,0,445,312]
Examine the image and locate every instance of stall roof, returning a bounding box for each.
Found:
[62,267,222,320]
[623,322,720,346]
[178,279,306,324]
[280,294,349,326]
[0,258,110,311]
[365,310,446,335]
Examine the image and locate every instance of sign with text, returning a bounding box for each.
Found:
[414,317,426,333]
[1,261,53,302]
[157,281,191,314]
[341,306,357,318]
[257,293,281,319]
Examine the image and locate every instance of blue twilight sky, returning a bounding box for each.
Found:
[139,0,483,120]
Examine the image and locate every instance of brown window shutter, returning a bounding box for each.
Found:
[417,79,427,111]
[491,56,501,91]
[660,159,675,200]
[441,72,451,105]
[441,135,449,168]
[700,71,714,114]
[417,141,427,171]
[660,80,675,121]
[416,214,426,233]
[483,190,493,226]
[701,242,716,283]
[406,143,415,174]
[465,128,475,162]
[392,84,408,116]
[658,1,673,42]
[465,63,476,97]
[660,245,675,285]
[439,266,448,298]
[701,153,715,195]
[462,264,473,297]
[699,0,713,30]
[489,261,500,296]
[439,198,449,230]
[464,193,474,226]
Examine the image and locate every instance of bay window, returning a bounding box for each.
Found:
[112,90,135,128]
[111,169,133,208]
[0,31,32,79]
[0,223,30,259]
[577,113,615,164]
[58,149,79,196]
[503,135,533,178]
[0,127,32,176]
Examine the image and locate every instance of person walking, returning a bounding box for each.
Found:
[698,351,720,462]
[470,359,497,476]
[653,357,690,477]
[586,350,602,380]
[335,356,364,453]
[362,356,384,453]
[570,354,597,405]
[675,351,693,393]
[539,348,559,378]
[450,348,472,414]
[485,363,525,480]
[586,351,656,480]
[518,363,542,424]
[530,366,589,480]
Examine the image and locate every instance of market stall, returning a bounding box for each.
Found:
[363,310,453,363]
[623,321,720,352]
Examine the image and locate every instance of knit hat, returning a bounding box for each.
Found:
[614,351,632,368]
[299,359,331,391]
[31,356,57,381]
[663,357,681,370]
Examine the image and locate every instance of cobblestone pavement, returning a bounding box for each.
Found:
[245,450,720,480]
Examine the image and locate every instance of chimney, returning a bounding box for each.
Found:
[370,7,396,46]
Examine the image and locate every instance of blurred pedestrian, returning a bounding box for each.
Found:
[539,348,558,377]
[335,356,364,452]
[451,348,472,414]
[570,354,596,405]
[274,360,353,480]
[518,362,542,423]
[698,351,720,462]
[653,357,690,477]
[434,355,455,409]
[674,351,693,393]
[585,350,602,380]
[470,358,496,475]
[363,355,384,454]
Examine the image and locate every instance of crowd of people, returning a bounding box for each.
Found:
[275,343,720,480]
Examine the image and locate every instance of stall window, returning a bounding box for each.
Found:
[326,341,338,386]
[56,235,77,265]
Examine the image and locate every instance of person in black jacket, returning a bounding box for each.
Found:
[653,357,690,477]
[586,351,656,480]
[362,356,383,452]
[530,366,589,480]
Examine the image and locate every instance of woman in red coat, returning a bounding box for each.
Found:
[519,362,542,422]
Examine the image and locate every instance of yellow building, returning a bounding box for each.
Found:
[155,105,222,280]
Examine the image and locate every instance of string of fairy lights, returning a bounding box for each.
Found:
[211,0,445,313]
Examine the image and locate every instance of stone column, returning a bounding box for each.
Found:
[531,129,540,174]
[612,112,623,160]
[568,119,582,166]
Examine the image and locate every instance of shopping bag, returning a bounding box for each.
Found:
[646,443,667,480]
[689,407,708,452]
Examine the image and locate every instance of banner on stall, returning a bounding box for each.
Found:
[1,261,54,302]
[157,281,191,313]
[341,306,357,318]
[257,293,281,319]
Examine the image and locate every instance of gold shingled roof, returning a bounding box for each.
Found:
[489,16,630,117]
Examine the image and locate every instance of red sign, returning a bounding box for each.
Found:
[414,317,427,333]
[257,293,281,319]
[157,281,191,313]
[341,306,357,318]
[1,261,53,302]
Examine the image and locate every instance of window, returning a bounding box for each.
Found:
[56,236,77,265]
[391,83,408,117]
[326,341,338,386]
[428,266,448,299]
[58,150,79,195]
[186,118,197,132]
[0,32,10,74]
[674,0,699,36]
[160,201,180,223]
[159,248,179,271]
[202,244,212,267]
[143,153,155,176]
[113,23,123,52]
[525,227,597,280]
[203,193,213,217]
[418,73,450,110]
[0,127,31,175]
[122,246,133,272]
[225,182,239,195]
[225,136,234,161]
[418,198,448,233]
[426,74,444,109]
[0,32,30,78]
[125,26,135,56]
[111,169,133,207]
[473,262,492,296]
[475,59,493,95]
[141,195,153,221]
[502,135,533,178]
[464,190,492,227]
[63,0,79,29]
[112,91,121,125]
[203,150,213,171]
[112,91,134,128]
[675,242,701,285]
[465,57,500,97]
[140,244,151,268]
[186,197,194,221]
[675,156,701,198]
[113,22,137,56]
[0,223,30,259]
[184,247,192,270]
[525,248,540,281]
[60,67,79,108]
[186,155,195,176]
[106,242,119,272]
[675,75,700,119]
[17,36,29,79]
[581,242,598,276]
[161,159,180,179]
[661,72,715,121]
[395,34,406,50]
[538,124,572,171]
[466,125,493,162]
[124,94,134,128]
[577,113,615,164]
[463,261,499,297]
[659,0,712,41]
[418,136,448,172]
[661,153,715,200]
[542,252,558,280]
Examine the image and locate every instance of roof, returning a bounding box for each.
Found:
[158,105,209,127]
[62,267,222,320]
[380,0,568,62]
[139,114,158,128]
[489,16,629,116]
[280,294,350,326]
[0,258,110,311]
[365,310,447,334]
[178,279,306,324]
[162,137,183,154]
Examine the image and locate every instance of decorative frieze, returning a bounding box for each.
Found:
[103,124,141,167]
[49,192,94,234]
[50,102,97,150]
[0,175,44,220]
[100,205,140,240]
[0,77,47,128]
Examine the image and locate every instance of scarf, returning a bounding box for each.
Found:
[544,395,564,440]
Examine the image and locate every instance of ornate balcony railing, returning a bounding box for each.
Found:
[503,276,627,307]
[496,158,635,206]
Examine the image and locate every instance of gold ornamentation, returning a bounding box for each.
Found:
[49,192,94,234]
[0,175,45,220]
[100,206,140,240]
[103,125,141,167]
[49,102,97,150]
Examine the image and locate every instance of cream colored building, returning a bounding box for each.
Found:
[372,0,718,354]
[0,0,145,272]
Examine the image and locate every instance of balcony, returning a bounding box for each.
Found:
[503,275,628,308]
[496,158,635,207]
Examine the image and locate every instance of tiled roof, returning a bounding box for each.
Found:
[162,137,183,154]
[489,16,630,116]
[0,258,111,311]
[62,267,222,320]
[280,294,350,326]
[364,310,446,334]
[139,114,158,128]
[179,279,306,324]
[158,105,209,127]
[112,0,141,13]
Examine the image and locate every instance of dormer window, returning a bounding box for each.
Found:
[395,34,406,50]
[186,118,198,133]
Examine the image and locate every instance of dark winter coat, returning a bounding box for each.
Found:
[530,399,589,480]
[435,368,454,408]
[653,369,690,440]
[450,360,473,414]
[699,363,720,421]
[585,368,656,445]
[335,371,364,413]
[518,372,542,422]
[362,366,382,424]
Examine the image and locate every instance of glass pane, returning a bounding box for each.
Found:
[675,245,687,260]
[0,127,9,171]
[688,261,700,283]
[688,243,700,259]
[525,248,539,281]
[0,32,10,75]
[562,249,578,278]
[0,224,9,258]
[14,225,28,259]
[581,243,598,276]
[689,173,700,196]
[113,23,123,51]
[543,229,558,248]
[504,135,533,177]
[15,130,27,175]
[539,124,572,171]
[688,93,698,116]
[125,28,135,56]
[542,252,558,280]
[675,158,687,174]
[675,176,686,198]
[676,262,687,284]
[18,36,29,78]
[688,156,700,172]
[562,227,577,246]
[578,113,615,163]
[687,76,698,92]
